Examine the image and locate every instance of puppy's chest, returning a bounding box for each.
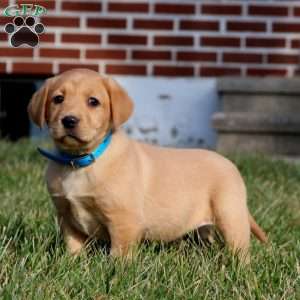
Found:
[61,169,95,198]
[50,168,106,236]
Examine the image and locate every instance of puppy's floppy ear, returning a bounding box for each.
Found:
[27,78,53,128]
[104,77,134,129]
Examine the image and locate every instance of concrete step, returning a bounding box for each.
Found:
[216,133,300,155]
[212,112,300,133]
[218,77,300,95]
[217,77,300,114]
[222,94,300,114]
[215,77,300,155]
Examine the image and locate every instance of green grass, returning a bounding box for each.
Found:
[0,139,299,299]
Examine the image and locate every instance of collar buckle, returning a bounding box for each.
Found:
[70,160,77,169]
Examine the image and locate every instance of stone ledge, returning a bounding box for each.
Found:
[212,112,300,133]
[222,94,300,114]
[217,77,300,95]
[216,133,300,155]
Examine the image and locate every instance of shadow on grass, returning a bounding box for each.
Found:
[0,212,226,258]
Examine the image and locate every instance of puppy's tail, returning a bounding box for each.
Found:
[249,213,268,243]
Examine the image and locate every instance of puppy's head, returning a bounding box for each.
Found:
[28,69,133,154]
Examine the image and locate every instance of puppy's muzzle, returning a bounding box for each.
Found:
[61,115,80,129]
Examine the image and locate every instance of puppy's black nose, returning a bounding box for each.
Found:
[61,115,79,129]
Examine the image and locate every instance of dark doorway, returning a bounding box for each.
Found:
[0,78,36,141]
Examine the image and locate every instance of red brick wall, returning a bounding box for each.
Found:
[0,0,300,77]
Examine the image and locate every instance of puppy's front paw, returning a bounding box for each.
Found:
[110,246,134,261]
[65,237,85,256]
[68,247,83,257]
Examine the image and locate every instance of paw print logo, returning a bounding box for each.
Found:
[4,16,44,47]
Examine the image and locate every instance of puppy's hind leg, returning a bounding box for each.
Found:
[212,193,251,263]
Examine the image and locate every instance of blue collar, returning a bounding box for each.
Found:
[37,131,112,168]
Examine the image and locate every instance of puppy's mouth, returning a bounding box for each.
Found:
[49,126,99,153]
[59,134,88,145]
[64,134,86,143]
[49,126,91,145]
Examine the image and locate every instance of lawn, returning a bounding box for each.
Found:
[0,139,299,299]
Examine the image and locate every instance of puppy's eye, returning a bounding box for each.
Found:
[88,97,100,107]
[53,95,64,104]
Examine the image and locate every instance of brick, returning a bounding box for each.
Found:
[134,19,173,30]
[273,22,300,33]
[62,34,101,44]
[87,18,126,29]
[0,0,8,8]
[268,54,299,64]
[180,20,219,31]
[153,66,194,77]
[294,7,300,16]
[62,1,101,11]
[223,53,263,63]
[15,0,55,9]
[291,40,300,48]
[59,64,99,73]
[201,36,240,47]
[227,21,266,32]
[0,63,6,73]
[41,17,79,27]
[108,34,147,45]
[200,66,241,77]
[12,62,52,74]
[249,5,288,16]
[177,51,216,62]
[86,49,126,60]
[39,33,55,43]
[0,32,8,41]
[202,4,241,15]
[293,68,300,76]
[0,16,13,25]
[154,36,193,46]
[247,68,287,76]
[0,48,33,57]
[108,2,149,13]
[40,48,80,58]
[246,38,285,48]
[106,64,146,75]
[155,3,195,14]
[132,50,171,60]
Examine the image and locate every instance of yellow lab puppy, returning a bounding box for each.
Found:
[28,69,267,261]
